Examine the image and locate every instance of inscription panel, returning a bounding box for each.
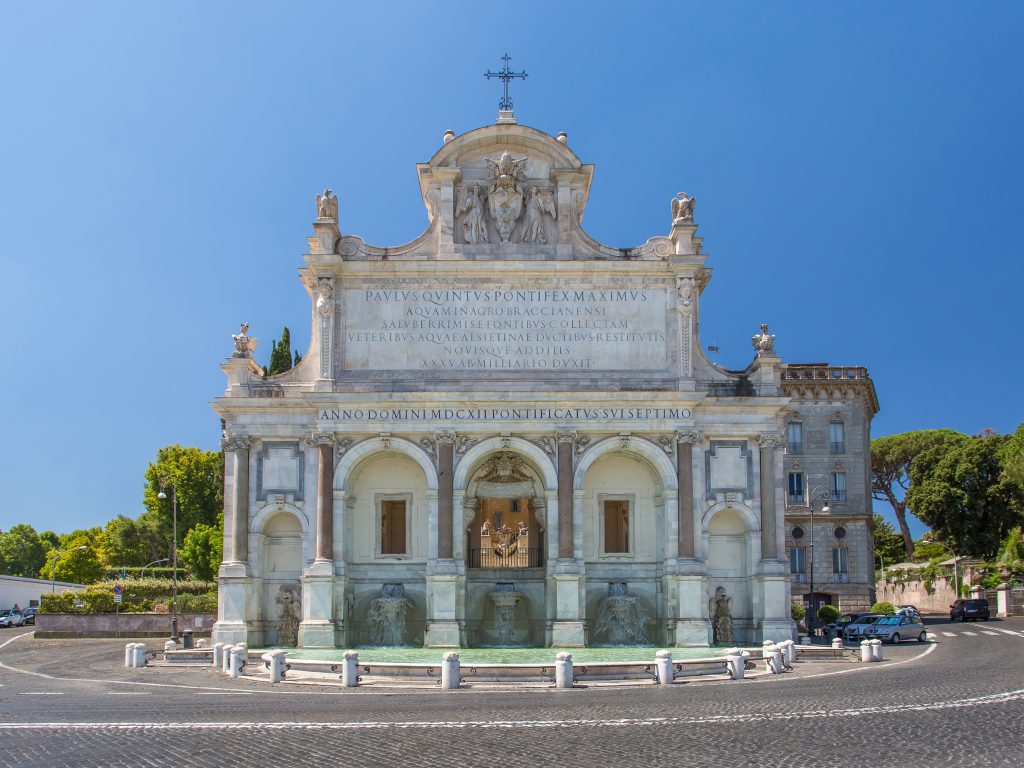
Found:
[342,288,668,372]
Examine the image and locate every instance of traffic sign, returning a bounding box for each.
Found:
[113,593,122,603]
[113,585,123,595]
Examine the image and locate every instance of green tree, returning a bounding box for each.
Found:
[0,524,46,577]
[1002,423,1024,493]
[293,350,302,367]
[906,432,1024,558]
[266,326,294,376]
[871,430,966,559]
[143,445,224,545]
[43,536,104,585]
[997,527,1024,579]
[38,531,60,549]
[872,514,905,567]
[179,522,223,583]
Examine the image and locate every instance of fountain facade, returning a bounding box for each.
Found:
[593,583,648,645]
[366,583,411,646]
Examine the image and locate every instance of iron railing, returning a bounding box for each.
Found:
[468,547,543,569]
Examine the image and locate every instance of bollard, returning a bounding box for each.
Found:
[342,650,359,687]
[196,639,207,649]
[164,640,176,654]
[440,651,460,690]
[831,637,844,650]
[870,639,884,662]
[554,652,573,689]
[655,650,673,686]
[782,640,797,666]
[229,645,246,678]
[212,643,224,669]
[133,643,147,668]
[860,639,873,662]
[222,643,232,674]
[125,643,135,668]
[764,644,783,674]
[726,653,744,680]
[262,650,286,683]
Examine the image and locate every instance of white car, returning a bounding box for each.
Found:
[865,614,928,644]
[841,614,883,642]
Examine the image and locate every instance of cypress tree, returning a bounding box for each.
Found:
[266,326,293,376]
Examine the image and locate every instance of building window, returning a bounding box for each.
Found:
[602,499,630,554]
[378,496,410,556]
[833,526,847,540]
[787,472,805,504]
[787,422,803,454]
[829,421,846,454]
[790,547,806,578]
[832,547,849,582]
[832,472,847,503]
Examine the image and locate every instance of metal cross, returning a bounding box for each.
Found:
[484,53,528,111]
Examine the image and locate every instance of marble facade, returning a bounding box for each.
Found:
[212,112,878,649]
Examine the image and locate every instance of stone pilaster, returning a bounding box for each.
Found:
[299,431,337,647]
[675,429,701,559]
[221,434,251,566]
[214,433,253,647]
[315,276,335,385]
[757,433,784,561]
[556,430,575,560]
[436,431,456,559]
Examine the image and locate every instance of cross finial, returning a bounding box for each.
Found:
[484,53,528,112]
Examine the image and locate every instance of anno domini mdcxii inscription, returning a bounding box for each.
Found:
[343,287,669,371]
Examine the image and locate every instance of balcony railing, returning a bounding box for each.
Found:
[788,493,806,505]
[831,490,847,503]
[831,572,850,584]
[468,547,542,569]
[830,442,846,454]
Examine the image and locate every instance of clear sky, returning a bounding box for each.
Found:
[1,2,1021,537]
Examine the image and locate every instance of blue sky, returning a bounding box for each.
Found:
[1,2,1021,536]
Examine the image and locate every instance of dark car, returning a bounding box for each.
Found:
[950,598,990,622]
[20,607,37,626]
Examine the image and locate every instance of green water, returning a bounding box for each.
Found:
[257,646,728,663]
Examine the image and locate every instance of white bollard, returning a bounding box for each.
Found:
[125,643,135,668]
[655,650,673,686]
[783,640,797,665]
[554,652,573,689]
[726,653,744,680]
[164,640,176,654]
[765,644,784,674]
[870,639,884,662]
[831,637,844,650]
[440,651,460,690]
[262,650,286,683]
[196,639,207,649]
[342,650,359,687]
[212,642,224,669]
[229,645,246,678]
[860,639,873,662]
[222,643,232,674]
[133,643,147,668]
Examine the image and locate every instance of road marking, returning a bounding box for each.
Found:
[962,631,978,636]
[925,633,939,639]
[195,692,254,696]
[994,629,1021,636]
[19,692,65,695]
[105,692,150,695]
[982,631,999,635]
[941,632,957,637]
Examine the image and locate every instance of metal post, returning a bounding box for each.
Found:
[808,499,814,638]
[171,486,179,643]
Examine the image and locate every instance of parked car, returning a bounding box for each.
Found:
[0,610,25,628]
[20,607,37,626]
[842,614,883,642]
[865,614,928,644]
[950,598,990,622]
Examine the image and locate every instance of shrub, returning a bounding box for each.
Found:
[870,601,897,615]
[40,578,216,614]
[817,604,841,624]
[790,602,806,621]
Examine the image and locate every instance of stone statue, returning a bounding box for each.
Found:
[456,185,489,244]
[676,276,693,313]
[316,277,335,317]
[710,587,734,644]
[521,187,557,244]
[231,322,254,358]
[486,150,529,242]
[275,584,301,647]
[316,188,338,222]
[671,192,695,223]
[752,322,776,355]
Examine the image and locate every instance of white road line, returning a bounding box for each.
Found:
[995,629,1021,636]
[941,632,957,637]
[961,631,978,636]
[925,633,939,639]
[982,631,999,635]
[105,692,150,695]
[19,692,65,695]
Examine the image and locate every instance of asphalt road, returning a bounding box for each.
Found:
[0,618,1022,767]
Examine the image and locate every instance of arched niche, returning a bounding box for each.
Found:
[704,506,757,645]
[572,436,677,492]
[257,509,304,647]
[334,436,438,491]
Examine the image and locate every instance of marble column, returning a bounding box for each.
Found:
[757,433,783,560]
[675,430,701,559]
[315,436,335,562]
[556,431,575,559]
[222,435,251,564]
[436,432,455,559]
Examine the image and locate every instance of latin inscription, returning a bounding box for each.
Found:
[318,407,693,422]
[343,288,668,371]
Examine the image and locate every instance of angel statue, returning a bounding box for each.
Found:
[232,322,253,358]
[521,187,557,244]
[456,185,489,244]
[751,323,776,356]
[316,188,338,222]
[671,192,695,224]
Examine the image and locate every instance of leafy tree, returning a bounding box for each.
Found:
[791,602,806,621]
[870,601,896,615]
[0,524,46,577]
[912,540,950,562]
[98,515,170,569]
[38,530,60,549]
[293,350,302,367]
[179,522,223,583]
[997,526,1024,579]
[817,604,841,624]
[143,445,224,545]
[43,536,104,585]
[871,430,966,558]
[872,514,905,567]
[266,326,295,376]
[1002,423,1024,494]
[906,432,1024,558]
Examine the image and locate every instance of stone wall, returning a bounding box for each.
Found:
[35,613,216,638]
[875,580,958,615]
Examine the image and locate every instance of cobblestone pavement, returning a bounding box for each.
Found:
[1,618,1022,767]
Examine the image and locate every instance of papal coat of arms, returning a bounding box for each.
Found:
[486,150,529,242]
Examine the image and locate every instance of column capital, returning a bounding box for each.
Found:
[757,432,784,448]
[555,430,577,443]
[306,431,336,446]
[434,430,456,445]
[676,429,703,445]
[221,434,251,452]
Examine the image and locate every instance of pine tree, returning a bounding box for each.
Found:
[266,326,293,376]
[293,350,302,366]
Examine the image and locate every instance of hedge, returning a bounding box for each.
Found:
[41,577,216,614]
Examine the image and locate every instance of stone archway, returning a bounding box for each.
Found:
[257,509,304,647]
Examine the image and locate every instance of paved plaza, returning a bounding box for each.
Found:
[1,618,1023,767]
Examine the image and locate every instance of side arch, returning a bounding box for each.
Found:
[573,436,677,492]
[454,436,557,490]
[700,501,760,534]
[334,436,438,491]
[251,501,309,535]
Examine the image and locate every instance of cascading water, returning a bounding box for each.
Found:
[593,582,648,645]
[367,583,411,646]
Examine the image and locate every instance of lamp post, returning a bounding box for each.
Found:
[48,545,88,595]
[923,537,960,598]
[807,487,831,638]
[157,485,179,642]
[140,558,169,579]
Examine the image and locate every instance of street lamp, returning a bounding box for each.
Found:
[157,485,179,642]
[923,536,960,598]
[140,558,169,579]
[48,545,88,595]
[807,486,831,638]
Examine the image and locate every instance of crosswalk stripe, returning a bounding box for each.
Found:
[982,630,999,635]
[962,631,978,636]
[926,633,939,639]
[941,632,957,637]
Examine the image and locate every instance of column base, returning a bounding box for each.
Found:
[424,621,461,647]
[212,621,250,646]
[550,621,586,647]
[298,620,337,648]
[673,619,711,647]
[758,620,796,644]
